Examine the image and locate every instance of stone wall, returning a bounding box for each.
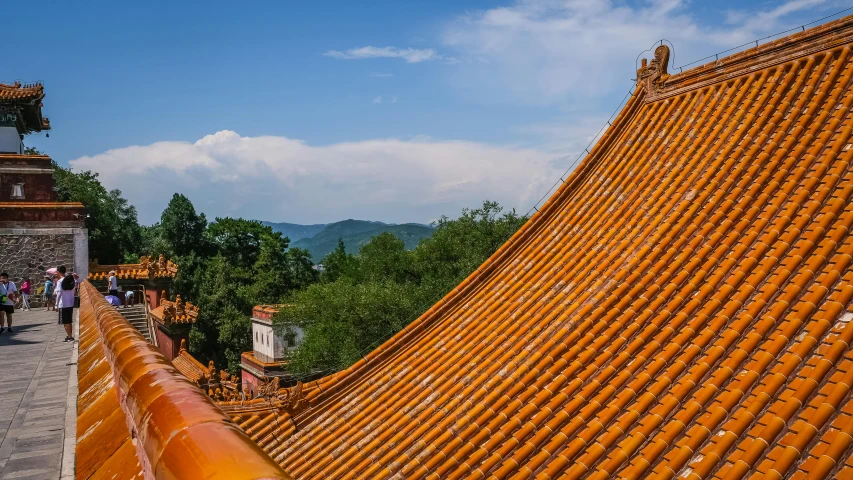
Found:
[0,228,87,306]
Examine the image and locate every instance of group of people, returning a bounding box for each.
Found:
[106,270,136,307]
[0,266,81,342]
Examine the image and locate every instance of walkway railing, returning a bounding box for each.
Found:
[76,281,289,479]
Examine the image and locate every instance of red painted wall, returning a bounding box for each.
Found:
[242,370,261,396]
[156,327,176,361]
[145,288,162,308]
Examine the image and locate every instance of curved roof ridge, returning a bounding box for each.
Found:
[643,13,853,102]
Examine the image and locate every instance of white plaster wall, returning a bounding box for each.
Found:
[252,321,304,360]
[252,322,275,360]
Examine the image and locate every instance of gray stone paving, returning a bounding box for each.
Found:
[0,309,75,480]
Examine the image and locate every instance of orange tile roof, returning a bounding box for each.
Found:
[0,81,44,101]
[221,15,853,479]
[76,281,290,479]
[87,254,178,281]
[0,81,50,132]
[173,339,214,383]
[150,294,199,325]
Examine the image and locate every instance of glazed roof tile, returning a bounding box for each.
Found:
[75,282,289,479]
[150,295,199,325]
[173,339,214,383]
[225,14,853,479]
[87,254,178,281]
[0,81,44,101]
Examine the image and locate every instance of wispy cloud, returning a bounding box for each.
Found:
[69,131,560,225]
[440,0,840,105]
[325,46,441,63]
[373,96,383,104]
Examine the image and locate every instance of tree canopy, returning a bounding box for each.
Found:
[276,201,527,374]
[51,161,141,264]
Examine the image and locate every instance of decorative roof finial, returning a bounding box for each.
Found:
[637,44,671,97]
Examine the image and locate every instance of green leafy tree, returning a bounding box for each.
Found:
[277,201,527,374]
[52,162,141,263]
[160,193,208,257]
[278,280,418,373]
[207,217,271,268]
[172,209,321,373]
[320,239,356,283]
[285,247,319,292]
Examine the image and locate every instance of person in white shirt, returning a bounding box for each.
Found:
[0,272,17,334]
[108,271,118,297]
[54,266,81,342]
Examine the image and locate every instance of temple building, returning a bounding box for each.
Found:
[0,81,88,293]
[148,293,198,361]
[240,304,303,395]
[87,254,178,306]
[75,14,853,480]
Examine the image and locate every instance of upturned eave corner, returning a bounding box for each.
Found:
[637,44,671,102]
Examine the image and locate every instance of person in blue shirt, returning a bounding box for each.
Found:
[43,276,55,311]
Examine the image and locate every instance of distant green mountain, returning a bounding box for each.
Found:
[262,221,328,242]
[288,219,434,261]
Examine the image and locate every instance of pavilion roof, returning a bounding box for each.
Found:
[0,81,50,133]
[226,14,853,479]
[173,339,214,384]
[150,295,198,325]
[0,81,44,102]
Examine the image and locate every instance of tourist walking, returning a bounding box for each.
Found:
[44,275,55,311]
[19,277,31,311]
[54,266,80,342]
[108,270,118,297]
[0,272,17,334]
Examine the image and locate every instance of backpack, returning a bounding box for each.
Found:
[61,274,75,291]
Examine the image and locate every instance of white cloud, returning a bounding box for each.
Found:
[440,0,838,105]
[373,96,383,104]
[325,46,442,63]
[70,131,561,225]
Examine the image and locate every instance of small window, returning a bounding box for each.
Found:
[10,183,24,200]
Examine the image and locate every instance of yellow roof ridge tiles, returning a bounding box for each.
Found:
[221,14,853,479]
[172,339,214,383]
[150,294,199,325]
[75,282,290,479]
[87,254,178,281]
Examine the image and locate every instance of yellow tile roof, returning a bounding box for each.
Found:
[0,81,44,101]
[76,282,290,479]
[87,254,178,281]
[173,339,214,383]
[150,294,199,325]
[224,15,853,479]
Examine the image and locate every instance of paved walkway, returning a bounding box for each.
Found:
[0,309,76,480]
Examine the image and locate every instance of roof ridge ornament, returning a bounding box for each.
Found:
[637,44,671,97]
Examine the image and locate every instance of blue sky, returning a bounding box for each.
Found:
[11,0,847,224]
